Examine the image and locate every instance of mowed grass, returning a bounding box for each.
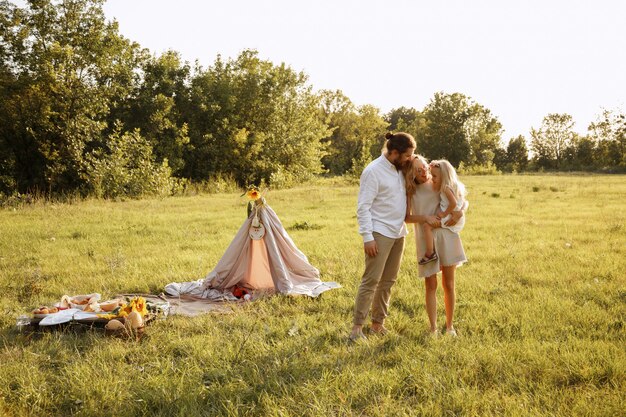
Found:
[0,175,624,416]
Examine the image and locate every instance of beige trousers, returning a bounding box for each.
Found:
[353,232,405,326]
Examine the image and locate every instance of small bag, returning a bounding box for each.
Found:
[249,208,265,240]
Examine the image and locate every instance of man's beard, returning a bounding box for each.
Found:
[392,159,406,170]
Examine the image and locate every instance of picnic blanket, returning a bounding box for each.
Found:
[119,293,235,317]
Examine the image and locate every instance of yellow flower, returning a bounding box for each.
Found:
[130,297,148,316]
[99,296,149,320]
[246,189,261,201]
[116,301,134,317]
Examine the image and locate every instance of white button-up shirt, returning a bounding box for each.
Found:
[357,155,408,243]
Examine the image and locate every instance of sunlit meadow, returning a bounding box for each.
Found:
[0,175,624,416]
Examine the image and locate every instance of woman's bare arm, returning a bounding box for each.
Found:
[405,193,441,226]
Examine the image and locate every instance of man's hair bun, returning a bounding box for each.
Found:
[384,131,416,154]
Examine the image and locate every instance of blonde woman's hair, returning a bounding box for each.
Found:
[430,159,467,200]
[403,154,429,197]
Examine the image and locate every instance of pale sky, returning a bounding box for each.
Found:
[101,0,625,142]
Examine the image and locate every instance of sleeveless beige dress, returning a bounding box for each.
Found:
[411,181,467,277]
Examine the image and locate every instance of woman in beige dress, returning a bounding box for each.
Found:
[403,155,467,336]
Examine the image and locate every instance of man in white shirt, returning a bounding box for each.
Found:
[350,132,416,341]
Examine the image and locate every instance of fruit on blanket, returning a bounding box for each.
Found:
[125,311,143,329]
[32,306,59,315]
[60,295,72,309]
[105,319,124,331]
[100,300,121,312]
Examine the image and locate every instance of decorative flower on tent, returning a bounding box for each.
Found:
[245,187,261,201]
[242,186,266,217]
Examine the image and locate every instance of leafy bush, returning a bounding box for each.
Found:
[269,168,296,189]
[185,174,240,195]
[83,127,178,199]
[457,161,501,175]
[0,192,35,208]
[289,221,323,231]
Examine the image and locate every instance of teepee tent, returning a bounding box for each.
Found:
[165,199,340,300]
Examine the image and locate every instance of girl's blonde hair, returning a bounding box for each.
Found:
[430,159,467,200]
[402,154,429,197]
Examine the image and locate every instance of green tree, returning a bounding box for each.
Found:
[464,104,504,166]
[572,136,595,169]
[350,105,388,178]
[588,109,626,168]
[385,106,427,153]
[118,50,191,175]
[422,92,470,167]
[318,89,358,175]
[386,106,423,133]
[184,50,329,186]
[492,146,508,171]
[530,113,575,169]
[318,90,388,176]
[421,92,502,168]
[506,135,529,171]
[0,0,143,194]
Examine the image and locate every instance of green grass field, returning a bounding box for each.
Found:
[1,175,624,416]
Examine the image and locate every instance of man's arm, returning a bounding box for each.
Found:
[357,169,378,256]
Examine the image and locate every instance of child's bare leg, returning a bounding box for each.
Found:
[423,223,434,256]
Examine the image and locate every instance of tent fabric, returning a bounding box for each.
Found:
[165,202,340,299]
[163,280,238,301]
[241,238,274,289]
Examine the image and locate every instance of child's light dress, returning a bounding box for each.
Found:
[440,186,465,234]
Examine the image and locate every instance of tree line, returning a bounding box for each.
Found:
[1,0,624,198]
